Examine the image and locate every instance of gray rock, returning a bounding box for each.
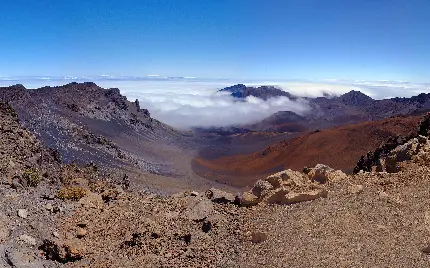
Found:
[185,198,213,221]
[19,234,36,246]
[17,209,28,219]
[45,204,53,212]
[11,178,24,190]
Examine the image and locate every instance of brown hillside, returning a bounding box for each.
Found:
[193,116,421,188]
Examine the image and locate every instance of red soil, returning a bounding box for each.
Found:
[193,116,421,188]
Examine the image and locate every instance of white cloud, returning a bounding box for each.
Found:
[97,80,310,129]
[2,77,430,130]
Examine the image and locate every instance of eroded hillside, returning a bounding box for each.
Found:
[193,115,421,188]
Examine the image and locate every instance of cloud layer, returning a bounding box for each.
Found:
[2,77,430,129]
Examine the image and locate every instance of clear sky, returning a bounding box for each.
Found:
[1,0,429,81]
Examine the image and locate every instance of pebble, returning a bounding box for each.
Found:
[45,204,54,212]
[77,228,87,238]
[53,231,60,238]
[17,209,28,219]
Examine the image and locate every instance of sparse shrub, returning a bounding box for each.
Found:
[23,168,41,187]
[55,187,87,201]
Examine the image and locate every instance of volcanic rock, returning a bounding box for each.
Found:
[240,169,328,205]
[307,164,347,184]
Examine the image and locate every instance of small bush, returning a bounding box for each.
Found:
[55,187,87,201]
[23,168,41,187]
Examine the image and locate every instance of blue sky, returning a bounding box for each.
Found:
[1,0,429,81]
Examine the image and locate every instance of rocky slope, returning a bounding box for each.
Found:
[0,83,225,193]
[3,102,430,267]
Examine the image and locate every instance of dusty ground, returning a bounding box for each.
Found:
[237,164,430,267]
[40,161,428,268]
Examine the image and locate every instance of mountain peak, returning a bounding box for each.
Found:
[338,90,373,106]
[219,84,296,100]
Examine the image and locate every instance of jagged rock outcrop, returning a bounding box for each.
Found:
[418,112,430,136]
[238,167,338,206]
[354,112,430,173]
[305,164,348,183]
[375,137,425,173]
[237,164,347,206]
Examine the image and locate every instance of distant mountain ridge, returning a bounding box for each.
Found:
[215,84,430,134]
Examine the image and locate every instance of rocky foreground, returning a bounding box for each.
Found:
[2,101,430,267]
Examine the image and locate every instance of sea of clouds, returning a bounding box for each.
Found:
[1,76,430,129]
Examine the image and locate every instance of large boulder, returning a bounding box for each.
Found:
[239,168,328,206]
[377,137,429,173]
[265,169,308,188]
[306,164,347,183]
